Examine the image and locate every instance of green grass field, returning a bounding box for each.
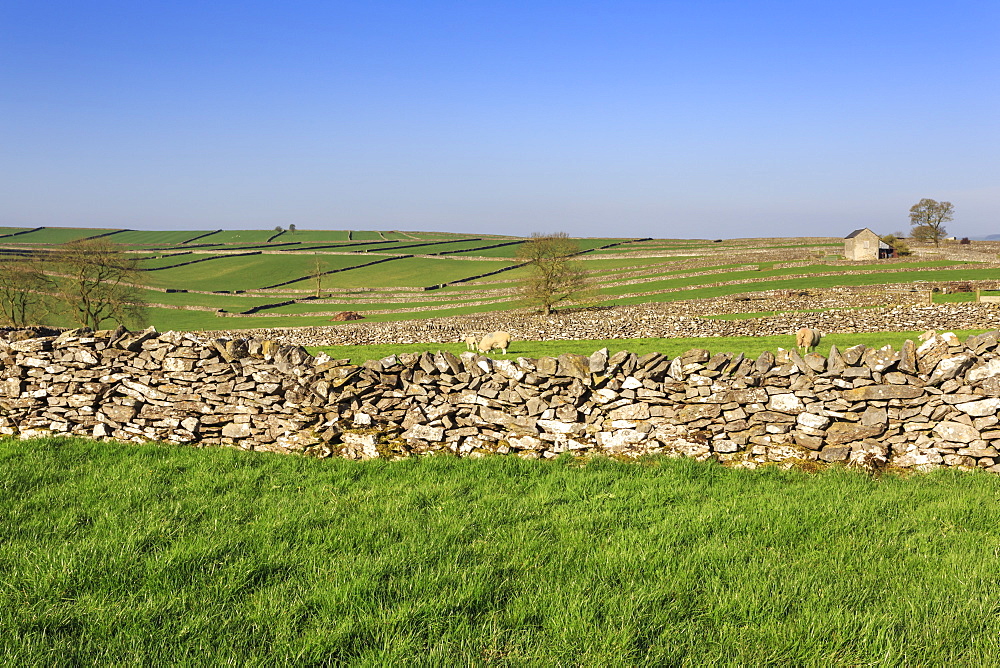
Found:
[9,227,117,244]
[4,436,1000,665]
[111,230,213,245]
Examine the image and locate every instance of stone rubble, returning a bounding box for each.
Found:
[1,326,1000,473]
[201,298,1000,348]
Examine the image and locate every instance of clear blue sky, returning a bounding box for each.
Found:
[2,1,998,238]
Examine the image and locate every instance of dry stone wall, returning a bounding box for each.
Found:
[201,300,1000,348]
[1,327,1000,472]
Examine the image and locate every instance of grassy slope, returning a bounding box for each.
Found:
[10,228,117,244]
[276,230,352,242]
[607,266,1000,304]
[193,230,281,244]
[3,437,1000,665]
[278,257,515,289]
[112,230,212,245]
[139,254,398,291]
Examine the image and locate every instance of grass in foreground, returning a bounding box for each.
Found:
[4,437,1000,665]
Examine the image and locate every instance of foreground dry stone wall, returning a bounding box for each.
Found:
[1,327,1000,472]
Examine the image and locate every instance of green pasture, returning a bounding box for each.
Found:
[608,266,1000,305]
[348,230,388,240]
[136,253,207,269]
[403,230,499,240]
[143,308,330,331]
[478,258,764,284]
[287,240,408,254]
[418,239,508,254]
[193,230,281,244]
[6,437,1000,665]
[264,293,518,315]
[597,261,978,298]
[444,238,626,257]
[141,253,398,291]
[448,241,528,258]
[277,256,515,289]
[937,290,1000,303]
[140,290,276,309]
[8,227,116,244]
[274,230,352,242]
[0,227,31,236]
[110,230,212,245]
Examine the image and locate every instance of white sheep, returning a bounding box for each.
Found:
[463,334,479,350]
[795,327,823,354]
[477,331,512,355]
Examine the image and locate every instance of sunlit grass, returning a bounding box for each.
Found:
[4,437,1000,665]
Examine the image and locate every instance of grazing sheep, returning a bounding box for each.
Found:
[795,327,823,354]
[918,329,936,342]
[463,334,478,350]
[477,331,512,355]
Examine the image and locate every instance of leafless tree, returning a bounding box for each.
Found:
[310,254,326,298]
[49,239,147,329]
[0,252,53,326]
[517,232,588,315]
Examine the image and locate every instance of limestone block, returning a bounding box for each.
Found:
[221,422,251,438]
[968,359,1000,383]
[841,385,923,401]
[608,403,650,421]
[676,403,722,422]
[825,421,884,445]
[933,421,980,444]
[819,446,851,462]
[402,424,445,441]
[794,414,828,432]
[767,393,804,414]
[927,355,974,386]
[954,398,1000,418]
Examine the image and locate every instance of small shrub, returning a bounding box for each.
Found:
[960,237,971,245]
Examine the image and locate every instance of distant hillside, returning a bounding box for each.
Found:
[971,234,1000,240]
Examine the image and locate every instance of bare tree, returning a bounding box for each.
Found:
[517,232,588,315]
[49,240,147,329]
[310,254,326,298]
[0,252,53,326]
[909,198,954,246]
[288,224,297,234]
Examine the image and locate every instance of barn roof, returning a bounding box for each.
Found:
[845,228,877,239]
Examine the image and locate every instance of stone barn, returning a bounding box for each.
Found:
[844,228,893,261]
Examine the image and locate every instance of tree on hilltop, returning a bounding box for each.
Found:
[517,232,588,315]
[909,198,953,246]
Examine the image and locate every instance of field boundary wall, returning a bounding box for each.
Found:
[1,327,999,472]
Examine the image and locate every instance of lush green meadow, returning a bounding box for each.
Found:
[10,227,116,244]
[4,436,1000,665]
